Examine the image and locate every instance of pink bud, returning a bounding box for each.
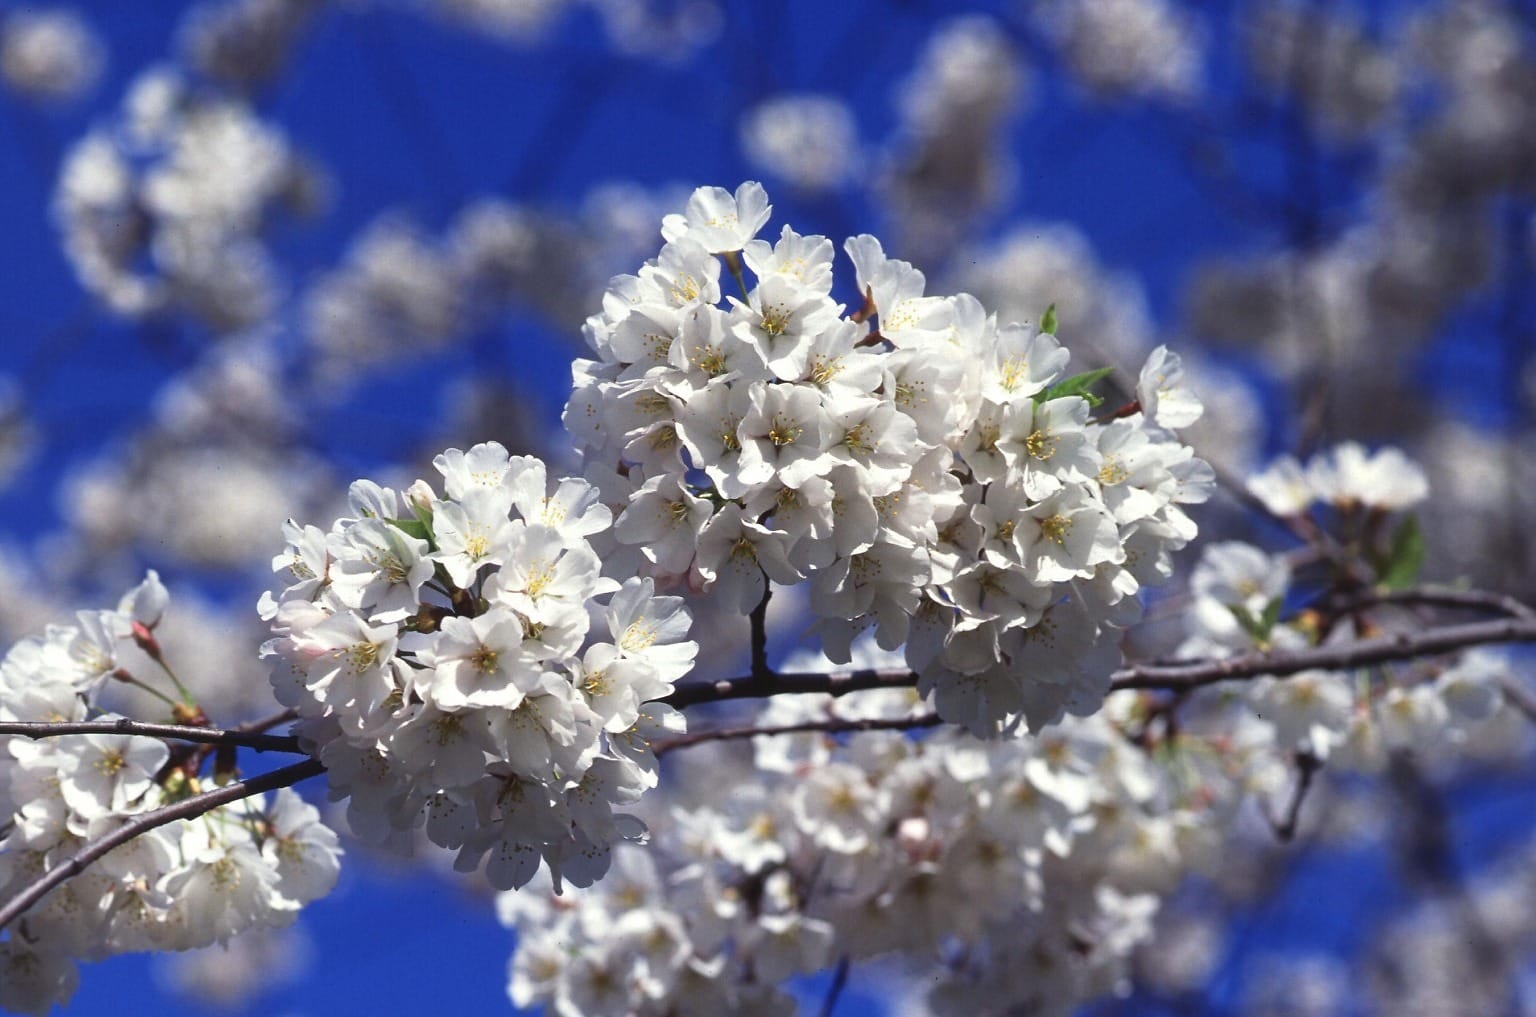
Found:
[131,620,163,662]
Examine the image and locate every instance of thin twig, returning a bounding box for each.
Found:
[234,707,302,736]
[1202,449,1324,547]
[654,713,942,757]
[0,719,303,754]
[818,955,852,1017]
[0,757,325,933]
[1497,676,1536,726]
[661,615,1536,710]
[1323,587,1536,623]
[1268,751,1321,842]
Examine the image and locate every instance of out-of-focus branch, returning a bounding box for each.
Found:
[0,718,303,754]
[654,713,941,757]
[1117,616,1536,692]
[663,614,1536,709]
[1267,750,1321,842]
[818,955,852,1017]
[0,757,325,933]
[1496,676,1536,726]
[750,585,772,679]
[234,706,302,736]
[1322,587,1536,622]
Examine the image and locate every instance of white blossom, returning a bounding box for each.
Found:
[262,447,697,890]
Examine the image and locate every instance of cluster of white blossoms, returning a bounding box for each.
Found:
[569,181,1212,736]
[500,641,1199,1016]
[418,0,720,59]
[500,507,1526,1017]
[53,66,316,332]
[1165,442,1515,790]
[303,186,684,388]
[1246,442,1430,518]
[0,575,340,1017]
[740,94,860,194]
[1175,538,1513,773]
[259,443,698,891]
[494,437,1521,1014]
[884,16,1026,265]
[1034,0,1204,101]
[950,221,1266,472]
[57,337,331,574]
[1248,1,1400,141]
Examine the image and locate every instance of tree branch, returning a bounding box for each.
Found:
[1116,616,1536,693]
[233,707,302,736]
[818,955,852,1017]
[662,615,1536,709]
[1322,586,1536,622]
[0,757,325,933]
[1496,675,1536,726]
[1267,750,1321,842]
[750,584,772,679]
[0,718,304,754]
[654,713,942,757]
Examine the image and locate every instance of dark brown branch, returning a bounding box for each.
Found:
[1497,676,1536,726]
[234,707,302,736]
[0,718,303,754]
[818,955,852,1017]
[0,757,325,933]
[1267,750,1321,842]
[750,584,772,679]
[1116,616,1536,693]
[654,713,942,757]
[662,615,1536,709]
[1201,449,1334,553]
[1323,587,1536,623]
[662,668,919,710]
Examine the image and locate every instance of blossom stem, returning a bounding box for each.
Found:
[0,718,304,753]
[721,250,750,300]
[1093,399,1142,424]
[1201,449,1338,554]
[155,659,197,708]
[0,756,325,933]
[116,673,180,708]
[234,706,302,736]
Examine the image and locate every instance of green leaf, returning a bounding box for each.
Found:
[1228,598,1283,644]
[1261,596,1283,636]
[387,517,431,541]
[1036,366,1115,408]
[1379,514,1424,589]
[1226,604,1265,641]
[1040,303,1058,336]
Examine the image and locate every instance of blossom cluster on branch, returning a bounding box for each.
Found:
[498,489,1525,1016]
[572,181,1213,737]
[0,576,338,1016]
[261,446,697,891]
[3,179,1536,1017]
[503,660,1177,1017]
